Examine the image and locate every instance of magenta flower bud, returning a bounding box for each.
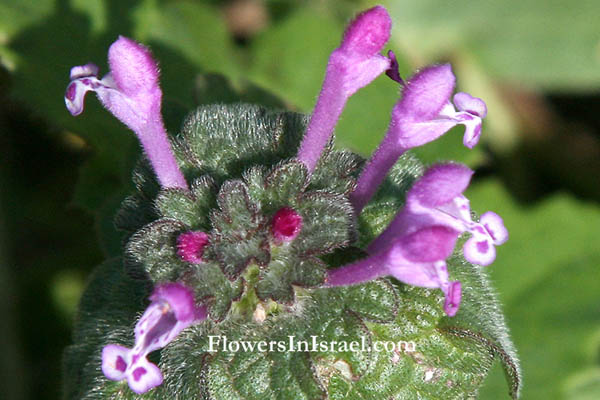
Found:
[368,163,507,266]
[297,6,392,172]
[101,283,206,394]
[65,36,188,190]
[177,231,210,264]
[350,63,488,213]
[271,207,303,243]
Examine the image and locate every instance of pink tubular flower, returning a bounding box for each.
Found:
[368,163,508,266]
[327,163,507,316]
[350,58,487,213]
[296,6,392,172]
[102,283,206,394]
[65,36,188,190]
[326,225,462,316]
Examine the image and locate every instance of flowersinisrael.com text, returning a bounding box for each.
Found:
[207,335,416,353]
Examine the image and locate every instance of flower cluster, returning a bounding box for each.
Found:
[65,5,506,394]
[293,6,505,316]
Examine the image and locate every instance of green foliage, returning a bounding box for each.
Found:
[192,262,244,321]
[126,218,188,283]
[468,181,600,400]
[174,104,305,182]
[256,256,326,303]
[380,0,600,91]
[211,180,269,278]
[132,0,236,78]
[155,178,216,230]
[65,104,519,399]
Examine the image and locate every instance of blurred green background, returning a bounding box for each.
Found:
[1,0,599,399]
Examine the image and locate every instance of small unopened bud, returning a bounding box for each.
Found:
[271,207,303,243]
[177,231,210,264]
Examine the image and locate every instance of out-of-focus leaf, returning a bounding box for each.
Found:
[563,368,600,400]
[409,125,486,168]
[380,0,600,91]
[467,180,600,301]
[467,180,600,399]
[334,75,399,156]
[71,0,107,34]
[194,73,287,110]
[0,0,55,40]
[249,8,342,111]
[132,0,237,77]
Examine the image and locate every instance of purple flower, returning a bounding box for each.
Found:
[326,226,462,316]
[177,231,210,264]
[390,64,486,150]
[297,6,392,172]
[65,36,188,190]
[271,207,303,243]
[102,283,206,394]
[326,163,507,316]
[368,163,508,266]
[350,60,487,212]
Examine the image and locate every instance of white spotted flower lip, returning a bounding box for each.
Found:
[463,211,508,266]
[101,283,206,394]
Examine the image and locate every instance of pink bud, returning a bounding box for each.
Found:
[271,207,303,242]
[177,231,210,264]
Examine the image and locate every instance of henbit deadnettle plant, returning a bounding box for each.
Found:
[64,5,520,399]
